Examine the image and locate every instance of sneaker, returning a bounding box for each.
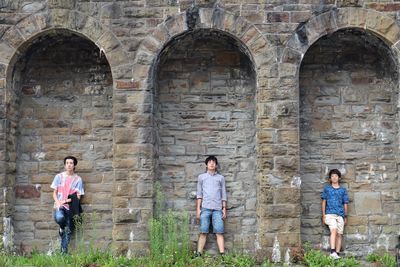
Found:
[194,251,202,258]
[329,252,340,259]
[58,228,64,237]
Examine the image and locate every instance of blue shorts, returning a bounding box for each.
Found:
[200,208,224,234]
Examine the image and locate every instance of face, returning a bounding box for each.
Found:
[64,159,75,172]
[207,160,217,171]
[330,173,339,183]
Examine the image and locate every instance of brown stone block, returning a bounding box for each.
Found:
[261,203,300,218]
[35,107,61,119]
[348,8,366,28]
[114,128,138,144]
[31,174,53,184]
[116,80,140,90]
[97,30,120,53]
[241,26,259,46]
[3,28,24,49]
[127,114,153,127]
[266,12,289,23]
[312,119,331,131]
[257,130,274,144]
[42,120,69,128]
[114,144,153,158]
[91,120,113,128]
[76,161,94,173]
[15,185,40,199]
[129,198,153,210]
[113,158,136,169]
[215,52,240,66]
[277,130,298,144]
[113,183,135,197]
[39,161,63,173]
[114,208,139,223]
[369,215,390,225]
[274,188,300,204]
[152,25,169,44]
[354,192,382,215]
[113,197,129,208]
[42,143,70,151]
[367,3,400,12]
[165,13,187,37]
[259,144,287,156]
[127,241,150,256]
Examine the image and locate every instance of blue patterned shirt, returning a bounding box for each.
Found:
[321,184,349,217]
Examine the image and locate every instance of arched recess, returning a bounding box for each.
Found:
[293,9,400,256]
[153,28,257,251]
[126,6,282,254]
[7,28,114,253]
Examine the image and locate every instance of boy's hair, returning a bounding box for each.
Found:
[64,156,78,166]
[205,156,218,166]
[328,169,341,180]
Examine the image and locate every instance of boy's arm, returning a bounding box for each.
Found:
[222,200,227,219]
[53,189,64,208]
[196,198,202,223]
[321,199,326,223]
[196,176,203,223]
[221,177,227,219]
[344,203,348,224]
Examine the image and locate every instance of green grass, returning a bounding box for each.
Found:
[304,249,359,267]
[1,182,394,266]
[366,251,397,267]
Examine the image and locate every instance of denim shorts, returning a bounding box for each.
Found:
[200,208,224,234]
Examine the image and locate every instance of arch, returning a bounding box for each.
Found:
[7,28,114,252]
[131,7,275,91]
[2,9,127,83]
[296,14,400,255]
[154,28,258,251]
[283,8,400,67]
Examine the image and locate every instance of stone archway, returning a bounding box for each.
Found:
[299,28,399,255]
[9,29,114,253]
[154,28,257,252]
[283,8,400,256]
[0,9,125,253]
[128,6,301,257]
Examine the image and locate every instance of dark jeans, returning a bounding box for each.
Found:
[54,207,72,253]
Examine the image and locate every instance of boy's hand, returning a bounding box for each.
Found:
[344,217,347,225]
[222,207,227,220]
[322,214,326,224]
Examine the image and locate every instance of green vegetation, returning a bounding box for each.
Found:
[366,251,397,267]
[0,184,396,266]
[304,248,359,267]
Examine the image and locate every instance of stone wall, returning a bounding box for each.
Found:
[0,0,397,259]
[11,31,113,251]
[300,29,399,256]
[155,29,257,251]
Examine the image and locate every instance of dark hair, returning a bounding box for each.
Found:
[205,156,218,166]
[64,156,78,166]
[328,169,341,179]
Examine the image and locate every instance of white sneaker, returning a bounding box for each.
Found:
[329,252,341,259]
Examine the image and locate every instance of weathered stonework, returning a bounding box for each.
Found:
[0,0,397,260]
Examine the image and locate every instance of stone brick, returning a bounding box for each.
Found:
[354,192,382,215]
[15,185,40,199]
[114,209,139,223]
[113,183,135,197]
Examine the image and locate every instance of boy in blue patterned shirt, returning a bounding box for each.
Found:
[321,169,349,259]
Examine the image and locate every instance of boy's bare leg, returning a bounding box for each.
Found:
[197,233,207,253]
[335,233,342,253]
[216,234,225,254]
[330,229,337,250]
